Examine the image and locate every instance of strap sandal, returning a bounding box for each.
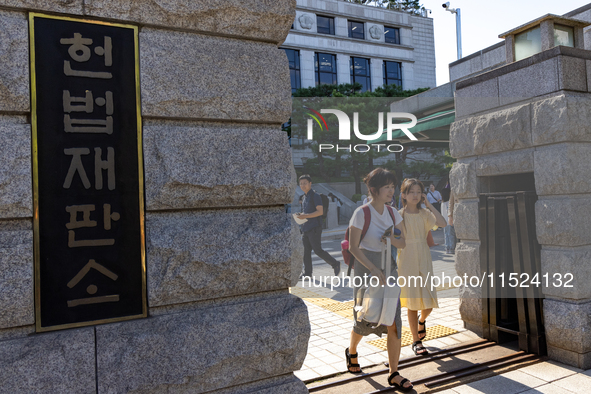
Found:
[412,340,429,356]
[418,315,427,341]
[345,347,363,373]
[388,371,414,392]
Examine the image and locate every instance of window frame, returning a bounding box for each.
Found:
[384,26,400,44]
[348,20,365,40]
[281,48,301,94]
[350,57,371,92]
[383,61,402,88]
[317,15,335,35]
[315,52,338,86]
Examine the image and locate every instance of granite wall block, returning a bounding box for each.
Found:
[0,328,95,393]
[96,294,309,393]
[534,143,591,196]
[536,197,591,247]
[544,299,591,355]
[0,0,82,14]
[531,94,591,145]
[541,247,591,300]
[0,116,32,218]
[453,200,480,241]
[0,10,29,112]
[450,103,532,158]
[455,241,480,279]
[475,148,534,177]
[140,28,291,123]
[84,0,295,44]
[0,219,33,329]
[450,159,477,199]
[143,121,293,210]
[146,207,292,307]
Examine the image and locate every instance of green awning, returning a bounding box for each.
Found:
[369,109,455,143]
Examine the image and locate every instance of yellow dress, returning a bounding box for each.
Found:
[397,208,439,311]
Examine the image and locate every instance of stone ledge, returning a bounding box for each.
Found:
[143,121,294,210]
[146,207,292,307]
[84,0,295,44]
[0,10,29,113]
[0,328,96,393]
[96,294,309,393]
[139,28,291,123]
[0,219,33,329]
[0,115,32,219]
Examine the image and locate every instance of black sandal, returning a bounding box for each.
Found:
[345,347,362,373]
[388,371,413,392]
[412,340,429,356]
[418,316,427,341]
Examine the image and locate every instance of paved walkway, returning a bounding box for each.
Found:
[292,228,475,381]
[291,227,591,393]
[438,361,591,394]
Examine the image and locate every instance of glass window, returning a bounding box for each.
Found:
[348,21,365,39]
[315,53,337,86]
[384,27,400,44]
[515,26,541,61]
[554,24,574,47]
[317,15,335,35]
[383,61,402,88]
[350,57,371,92]
[282,48,301,94]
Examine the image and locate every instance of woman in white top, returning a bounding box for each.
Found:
[345,168,413,391]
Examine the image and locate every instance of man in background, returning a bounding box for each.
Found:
[296,175,341,278]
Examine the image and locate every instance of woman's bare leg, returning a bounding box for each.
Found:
[348,330,364,373]
[387,324,412,389]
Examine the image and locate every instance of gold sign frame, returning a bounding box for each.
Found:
[29,12,147,332]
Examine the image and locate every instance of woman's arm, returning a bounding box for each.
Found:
[390,222,406,249]
[349,226,386,285]
[423,193,447,228]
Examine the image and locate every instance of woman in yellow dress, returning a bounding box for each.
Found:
[398,178,447,356]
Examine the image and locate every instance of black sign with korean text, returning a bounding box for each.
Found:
[30,14,146,331]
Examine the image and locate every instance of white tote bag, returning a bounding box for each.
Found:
[355,238,401,327]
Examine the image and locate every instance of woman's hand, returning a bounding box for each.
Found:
[369,265,386,286]
[422,193,432,207]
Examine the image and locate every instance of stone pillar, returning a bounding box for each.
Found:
[0,1,309,392]
[540,19,555,51]
[452,45,591,369]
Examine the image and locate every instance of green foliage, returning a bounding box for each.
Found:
[352,194,363,203]
[343,0,426,15]
[293,82,429,98]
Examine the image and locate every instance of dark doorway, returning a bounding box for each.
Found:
[479,190,546,356]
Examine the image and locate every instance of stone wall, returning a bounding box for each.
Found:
[450,45,591,368]
[0,1,309,392]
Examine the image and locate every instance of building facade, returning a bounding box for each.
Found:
[285,0,437,170]
[282,0,436,94]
